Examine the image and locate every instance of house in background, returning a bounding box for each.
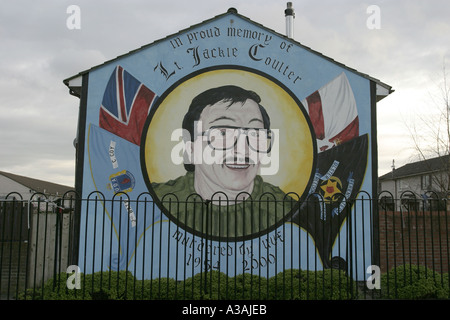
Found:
[0,172,75,296]
[378,155,449,210]
[0,171,74,202]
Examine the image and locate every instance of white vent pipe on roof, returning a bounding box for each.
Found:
[285,2,295,38]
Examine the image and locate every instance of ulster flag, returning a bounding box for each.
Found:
[99,66,157,145]
[291,134,369,269]
[302,72,359,152]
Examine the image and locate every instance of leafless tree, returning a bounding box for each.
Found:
[406,59,450,196]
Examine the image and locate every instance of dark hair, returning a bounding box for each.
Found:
[182,85,271,172]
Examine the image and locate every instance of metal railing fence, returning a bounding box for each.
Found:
[1,190,448,300]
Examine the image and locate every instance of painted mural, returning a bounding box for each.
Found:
[79,12,374,280]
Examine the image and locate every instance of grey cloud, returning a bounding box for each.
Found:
[0,0,448,185]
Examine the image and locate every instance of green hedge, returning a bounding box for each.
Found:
[18,268,355,300]
[21,265,448,300]
[380,264,449,299]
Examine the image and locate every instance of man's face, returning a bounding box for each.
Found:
[193,98,265,193]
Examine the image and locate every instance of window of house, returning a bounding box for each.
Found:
[399,179,408,191]
[421,174,431,190]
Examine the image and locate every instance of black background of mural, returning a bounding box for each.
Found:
[290,134,368,270]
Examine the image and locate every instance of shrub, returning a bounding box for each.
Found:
[18,268,356,300]
[175,270,230,300]
[136,277,178,300]
[268,269,355,300]
[19,270,137,300]
[232,272,270,300]
[381,264,449,299]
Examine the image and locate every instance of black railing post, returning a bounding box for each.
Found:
[203,199,210,295]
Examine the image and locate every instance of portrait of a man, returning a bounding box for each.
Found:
[150,85,297,240]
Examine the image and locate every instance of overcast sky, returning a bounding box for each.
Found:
[0,0,449,187]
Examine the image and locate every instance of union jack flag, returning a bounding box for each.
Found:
[99,66,157,145]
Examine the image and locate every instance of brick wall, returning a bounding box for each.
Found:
[378,211,449,274]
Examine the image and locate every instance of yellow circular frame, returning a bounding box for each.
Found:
[143,68,315,197]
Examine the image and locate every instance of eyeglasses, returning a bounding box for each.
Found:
[202,125,273,153]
